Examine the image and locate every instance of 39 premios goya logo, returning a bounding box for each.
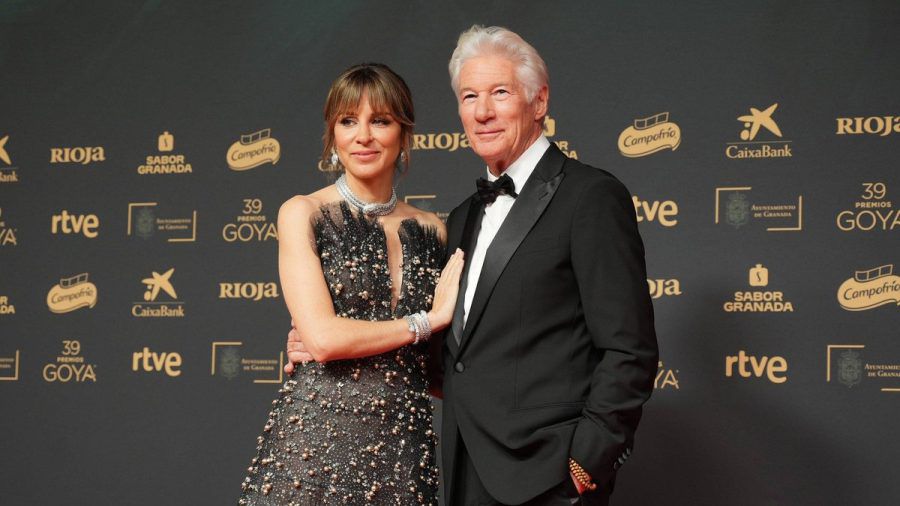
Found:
[0,134,19,183]
[827,344,900,394]
[715,186,802,232]
[43,340,96,383]
[837,264,899,311]
[47,273,97,314]
[655,360,680,390]
[132,268,185,317]
[127,202,197,242]
[211,341,284,383]
[222,198,277,243]
[618,112,681,157]
[723,264,795,313]
[836,182,897,232]
[135,131,193,175]
[725,103,792,159]
[0,208,18,246]
[227,128,280,171]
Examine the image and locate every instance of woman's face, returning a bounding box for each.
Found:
[333,93,402,181]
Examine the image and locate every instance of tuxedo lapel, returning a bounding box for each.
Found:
[457,145,567,354]
[446,196,484,358]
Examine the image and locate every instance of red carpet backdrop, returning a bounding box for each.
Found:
[1,1,898,504]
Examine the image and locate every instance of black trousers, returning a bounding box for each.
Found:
[449,432,610,506]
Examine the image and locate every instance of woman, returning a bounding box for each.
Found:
[238,63,463,505]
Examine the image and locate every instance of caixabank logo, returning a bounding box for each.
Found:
[827,344,900,394]
[837,264,899,311]
[132,268,185,317]
[0,208,18,246]
[222,198,277,243]
[723,264,795,313]
[227,128,280,171]
[0,134,19,184]
[47,273,97,314]
[618,112,681,157]
[50,146,106,166]
[836,115,900,137]
[135,131,193,175]
[127,201,197,242]
[835,182,897,232]
[715,186,802,232]
[725,103,792,159]
[210,341,283,383]
[42,340,96,383]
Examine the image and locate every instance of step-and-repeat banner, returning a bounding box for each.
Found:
[1,1,898,504]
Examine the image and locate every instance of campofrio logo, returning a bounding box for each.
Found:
[837,264,900,311]
[618,112,681,157]
[226,128,280,171]
[47,273,97,313]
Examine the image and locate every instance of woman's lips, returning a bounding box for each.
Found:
[351,150,380,162]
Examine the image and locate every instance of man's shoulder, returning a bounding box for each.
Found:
[560,157,629,196]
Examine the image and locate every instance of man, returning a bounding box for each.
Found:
[288,25,657,505]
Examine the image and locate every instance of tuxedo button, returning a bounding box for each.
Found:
[454,362,465,373]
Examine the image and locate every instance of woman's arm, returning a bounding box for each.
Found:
[278,197,462,363]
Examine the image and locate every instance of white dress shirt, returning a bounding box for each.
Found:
[462,135,551,327]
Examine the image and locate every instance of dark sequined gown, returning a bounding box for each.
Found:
[239,202,443,505]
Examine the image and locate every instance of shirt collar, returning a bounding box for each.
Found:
[486,135,551,193]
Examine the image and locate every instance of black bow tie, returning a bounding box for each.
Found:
[476,174,518,204]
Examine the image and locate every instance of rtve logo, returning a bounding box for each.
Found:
[632,196,678,227]
[132,347,182,377]
[51,210,99,238]
[725,350,787,384]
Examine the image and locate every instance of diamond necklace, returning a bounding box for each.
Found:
[336,173,398,216]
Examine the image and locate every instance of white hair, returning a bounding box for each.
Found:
[449,25,549,103]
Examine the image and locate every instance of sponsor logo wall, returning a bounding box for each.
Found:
[2,4,897,505]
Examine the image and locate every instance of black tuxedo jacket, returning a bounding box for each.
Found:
[440,144,658,504]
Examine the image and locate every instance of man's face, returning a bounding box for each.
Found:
[457,55,547,174]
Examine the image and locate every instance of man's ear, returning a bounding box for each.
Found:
[533,85,549,120]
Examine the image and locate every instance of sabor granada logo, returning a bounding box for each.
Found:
[227,128,280,171]
[136,131,193,175]
[836,115,900,136]
[723,264,794,313]
[47,273,97,313]
[618,112,681,157]
[0,295,14,315]
[725,103,792,159]
[837,264,900,311]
